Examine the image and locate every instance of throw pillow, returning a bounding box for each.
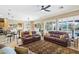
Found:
[60,35,63,40]
[29,31,32,36]
[15,46,28,54]
[60,35,65,40]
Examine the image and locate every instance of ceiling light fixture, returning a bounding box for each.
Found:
[59,6,64,9]
[7,9,15,20]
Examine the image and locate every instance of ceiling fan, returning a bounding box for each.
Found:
[41,5,51,12]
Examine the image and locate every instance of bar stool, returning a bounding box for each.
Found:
[6,33,12,43]
[12,32,17,41]
[68,38,74,47]
[74,38,78,48]
[14,33,17,39]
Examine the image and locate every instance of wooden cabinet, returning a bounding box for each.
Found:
[0,18,9,30]
[0,22,4,28]
[0,18,4,28]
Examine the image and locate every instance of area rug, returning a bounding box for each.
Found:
[22,40,79,54]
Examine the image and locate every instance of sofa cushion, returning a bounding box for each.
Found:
[23,31,29,35]
[32,31,36,34]
[50,34,60,38]
[24,35,31,37]
[33,36,40,38]
[24,37,33,40]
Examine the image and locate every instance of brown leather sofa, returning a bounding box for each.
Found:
[21,31,41,44]
[44,31,70,47]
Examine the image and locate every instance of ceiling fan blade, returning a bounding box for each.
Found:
[44,5,51,9]
[41,5,51,12]
[44,9,50,12]
[41,5,51,10]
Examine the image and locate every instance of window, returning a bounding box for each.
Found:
[75,20,79,38]
[58,19,67,31]
[58,21,67,31]
[45,22,53,31]
[35,23,41,31]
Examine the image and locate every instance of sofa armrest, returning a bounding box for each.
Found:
[21,37,25,39]
[15,46,28,54]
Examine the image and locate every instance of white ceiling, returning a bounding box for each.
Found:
[0,5,79,21]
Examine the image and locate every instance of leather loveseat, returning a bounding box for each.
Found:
[21,31,41,44]
[44,31,70,47]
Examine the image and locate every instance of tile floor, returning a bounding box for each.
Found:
[0,34,22,46]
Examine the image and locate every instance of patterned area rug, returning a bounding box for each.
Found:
[22,40,79,54]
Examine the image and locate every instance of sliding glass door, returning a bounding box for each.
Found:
[44,15,79,39]
[58,17,75,39]
[67,21,74,38]
[75,20,79,39]
[45,22,53,31]
[45,20,56,31]
[58,21,67,31]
